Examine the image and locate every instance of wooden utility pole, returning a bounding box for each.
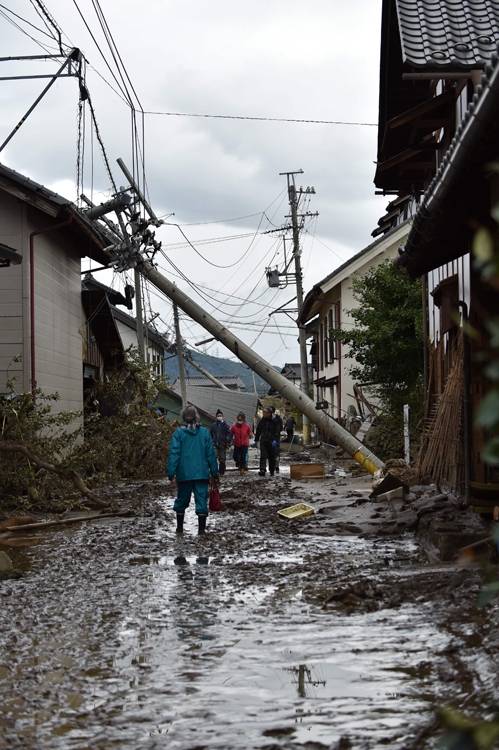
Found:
[280,170,314,444]
[134,269,145,358]
[173,303,187,407]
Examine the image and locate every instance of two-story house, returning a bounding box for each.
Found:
[375,0,499,497]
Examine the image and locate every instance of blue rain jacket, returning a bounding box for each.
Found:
[167,421,218,482]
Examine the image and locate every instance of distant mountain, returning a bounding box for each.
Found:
[163,349,278,395]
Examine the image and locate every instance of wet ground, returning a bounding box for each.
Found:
[1,456,498,750]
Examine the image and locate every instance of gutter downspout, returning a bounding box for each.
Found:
[336,302,342,422]
[29,211,74,399]
[459,300,472,505]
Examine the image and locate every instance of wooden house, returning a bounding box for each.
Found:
[376,0,499,497]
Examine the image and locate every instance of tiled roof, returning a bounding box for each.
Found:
[173,375,245,389]
[171,385,259,426]
[396,0,499,69]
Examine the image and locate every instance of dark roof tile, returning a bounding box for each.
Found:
[396,0,499,68]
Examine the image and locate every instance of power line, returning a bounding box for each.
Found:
[141,110,377,126]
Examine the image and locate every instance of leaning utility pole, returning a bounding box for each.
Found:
[173,303,188,407]
[86,157,384,473]
[182,350,230,390]
[280,170,315,444]
[138,260,383,475]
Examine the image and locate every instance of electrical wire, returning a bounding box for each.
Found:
[0,3,56,40]
[0,7,60,52]
[30,0,64,53]
[165,214,264,269]
[141,110,377,126]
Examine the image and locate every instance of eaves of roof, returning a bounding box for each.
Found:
[82,273,129,308]
[396,49,499,277]
[111,305,174,351]
[0,163,110,265]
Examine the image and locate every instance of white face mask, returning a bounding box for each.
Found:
[236,420,243,425]
[217,416,223,421]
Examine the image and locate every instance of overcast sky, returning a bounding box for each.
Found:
[0,0,386,368]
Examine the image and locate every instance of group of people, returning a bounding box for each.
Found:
[210,409,253,477]
[166,404,297,534]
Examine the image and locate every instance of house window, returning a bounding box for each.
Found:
[328,306,339,362]
[319,321,324,370]
[323,316,329,366]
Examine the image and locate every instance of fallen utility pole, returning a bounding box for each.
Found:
[173,303,188,407]
[138,260,384,474]
[182,350,230,390]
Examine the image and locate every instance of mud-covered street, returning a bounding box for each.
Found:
[1,455,498,750]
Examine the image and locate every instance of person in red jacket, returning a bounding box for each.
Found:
[230,411,253,475]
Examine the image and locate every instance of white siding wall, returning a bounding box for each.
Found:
[0,194,84,420]
[26,208,83,415]
[0,193,24,392]
[313,224,410,423]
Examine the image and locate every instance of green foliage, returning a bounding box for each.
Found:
[472,173,499,464]
[438,706,499,750]
[331,260,424,400]
[364,386,425,463]
[331,260,424,459]
[0,349,174,512]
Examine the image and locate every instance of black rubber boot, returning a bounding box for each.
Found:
[176,512,184,534]
[219,462,226,476]
[197,514,207,534]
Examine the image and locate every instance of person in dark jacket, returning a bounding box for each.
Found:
[254,406,280,476]
[270,406,283,473]
[167,405,219,534]
[285,415,297,441]
[210,409,232,476]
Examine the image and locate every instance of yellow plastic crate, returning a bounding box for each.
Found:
[277,503,315,519]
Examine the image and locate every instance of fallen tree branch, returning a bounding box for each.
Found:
[0,441,113,508]
[7,510,133,532]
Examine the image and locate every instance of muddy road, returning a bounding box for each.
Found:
[0,465,498,750]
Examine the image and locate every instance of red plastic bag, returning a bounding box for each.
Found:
[209,478,222,511]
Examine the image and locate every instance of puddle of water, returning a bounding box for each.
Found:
[0,497,482,750]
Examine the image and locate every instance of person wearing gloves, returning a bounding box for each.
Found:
[230,411,253,475]
[167,405,219,535]
[210,409,232,476]
[254,406,280,476]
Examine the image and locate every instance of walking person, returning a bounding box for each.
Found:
[230,411,253,475]
[254,406,280,476]
[167,405,219,535]
[210,409,232,476]
[285,414,297,442]
[270,406,283,473]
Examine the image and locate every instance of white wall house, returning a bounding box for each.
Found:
[298,220,411,430]
[0,164,108,413]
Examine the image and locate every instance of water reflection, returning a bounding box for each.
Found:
[285,663,326,698]
[170,555,218,641]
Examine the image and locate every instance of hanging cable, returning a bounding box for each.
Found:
[30,0,64,53]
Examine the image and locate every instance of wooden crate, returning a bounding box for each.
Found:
[290,463,325,480]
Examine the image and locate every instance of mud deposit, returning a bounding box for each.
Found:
[1,471,498,750]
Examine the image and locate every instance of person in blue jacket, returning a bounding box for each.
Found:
[210,409,232,476]
[167,405,219,534]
